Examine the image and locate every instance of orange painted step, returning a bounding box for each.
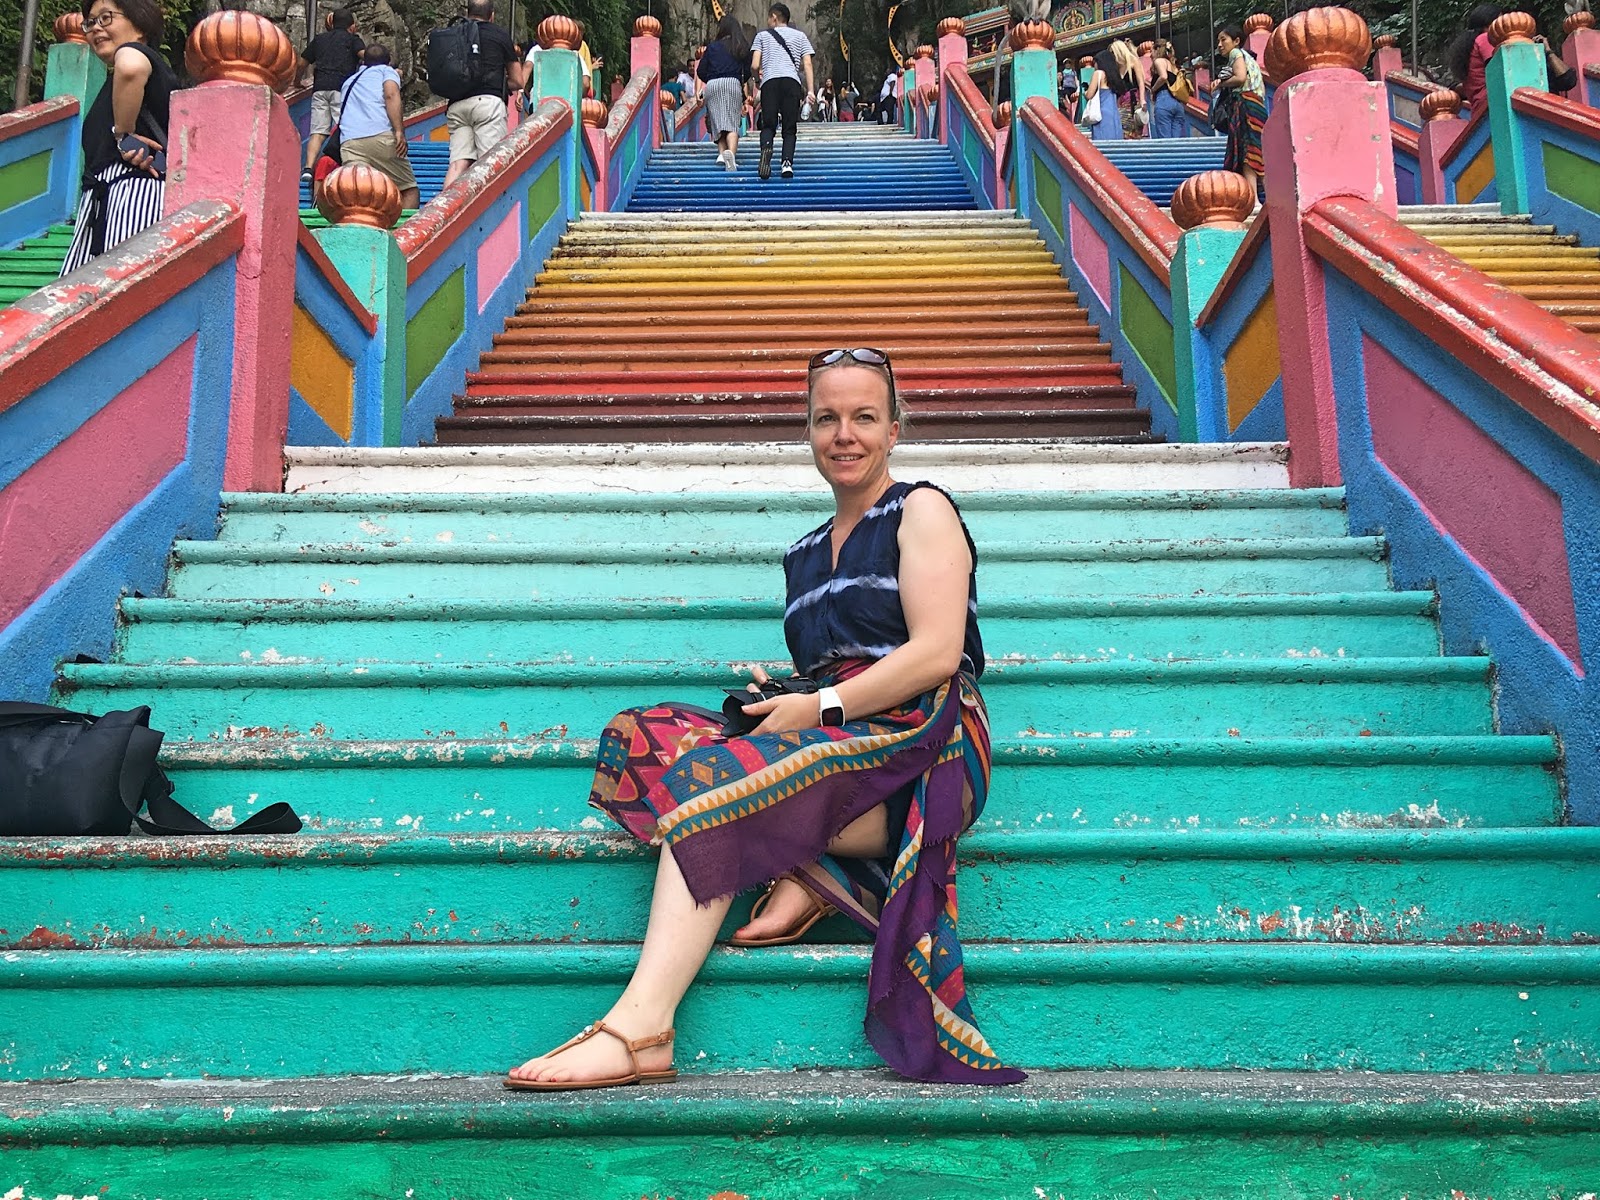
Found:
[514,293,1083,317]
[448,386,1139,416]
[474,346,1118,371]
[487,331,1109,352]
[504,308,1095,330]
[463,363,1130,395]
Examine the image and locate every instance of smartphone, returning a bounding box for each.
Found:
[118,133,166,176]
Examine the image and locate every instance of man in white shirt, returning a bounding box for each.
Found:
[748,2,815,179]
[337,44,420,209]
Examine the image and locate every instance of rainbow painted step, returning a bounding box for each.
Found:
[0,222,71,304]
[1097,138,1228,207]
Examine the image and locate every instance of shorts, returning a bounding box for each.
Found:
[447,94,508,162]
[310,89,342,136]
[339,132,418,191]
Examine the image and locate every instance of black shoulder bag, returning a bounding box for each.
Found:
[0,702,301,837]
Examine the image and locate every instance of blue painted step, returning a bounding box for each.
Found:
[1098,138,1227,207]
[297,141,451,208]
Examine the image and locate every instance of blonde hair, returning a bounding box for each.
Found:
[1110,39,1141,80]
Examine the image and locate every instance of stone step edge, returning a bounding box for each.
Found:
[141,733,1558,769]
[218,486,1347,514]
[10,941,1600,989]
[60,656,1488,690]
[7,823,1593,869]
[280,441,1289,468]
[170,534,1386,566]
[119,590,1431,624]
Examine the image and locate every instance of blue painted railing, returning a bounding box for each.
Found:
[1513,88,1600,244]
[1440,109,1497,203]
[0,202,244,700]
[605,70,658,212]
[0,97,80,248]
[1181,215,1284,443]
[289,224,394,447]
[944,66,1000,209]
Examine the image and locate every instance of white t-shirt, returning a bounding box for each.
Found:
[525,43,591,81]
[751,26,814,85]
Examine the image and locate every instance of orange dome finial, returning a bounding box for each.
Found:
[317,164,403,230]
[1264,6,1372,80]
[1171,171,1256,231]
[185,10,297,89]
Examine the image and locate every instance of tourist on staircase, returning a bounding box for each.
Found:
[504,350,1023,1092]
[749,3,816,180]
[839,77,858,121]
[298,8,364,183]
[697,13,752,172]
[437,0,517,189]
[876,66,899,124]
[1215,25,1266,202]
[336,46,419,210]
[1148,39,1188,138]
[58,0,176,276]
[1083,42,1139,141]
[1450,4,1502,117]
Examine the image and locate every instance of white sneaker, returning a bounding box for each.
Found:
[724,151,736,171]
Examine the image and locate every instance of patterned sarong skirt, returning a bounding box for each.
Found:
[588,661,1025,1085]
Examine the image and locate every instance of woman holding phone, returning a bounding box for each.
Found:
[59,0,177,276]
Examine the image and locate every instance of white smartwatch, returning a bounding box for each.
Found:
[818,686,845,727]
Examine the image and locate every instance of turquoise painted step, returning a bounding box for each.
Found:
[7,827,1596,950]
[6,941,1600,1077]
[113,593,1443,665]
[163,537,1391,600]
[55,657,1496,741]
[216,488,1353,544]
[6,1071,1599,1200]
[147,735,1564,833]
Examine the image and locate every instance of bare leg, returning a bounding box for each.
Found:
[507,841,731,1083]
[728,128,740,160]
[399,186,420,210]
[304,132,326,170]
[443,157,473,188]
[732,804,890,941]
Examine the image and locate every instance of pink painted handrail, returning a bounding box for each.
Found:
[0,201,243,412]
[296,222,377,337]
[396,98,573,284]
[1438,107,1488,170]
[947,66,995,153]
[0,95,79,143]
[1304,196,1600,464]
[1511,86,1600,138]
[606,69,656,142]
[1019,96,1179,287]
[1195,211,1270,329]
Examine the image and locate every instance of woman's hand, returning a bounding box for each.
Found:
[743,689,820,735]
[118,133,162,177]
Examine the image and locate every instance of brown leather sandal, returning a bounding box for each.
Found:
[729,880,836,947]
[502,1020,677,1092]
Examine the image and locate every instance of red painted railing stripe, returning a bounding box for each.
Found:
[0,201,244,413]
[1510,86,1600,140]
[1304,196,1600,464]
[296,222,377,337]
[0,96,79,143]
[1018,97,1179,287]
[1438,107,1488,170]
[1195,210,1270,329]
[606,69,657,142]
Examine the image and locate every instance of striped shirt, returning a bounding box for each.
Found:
[783,481,984,679]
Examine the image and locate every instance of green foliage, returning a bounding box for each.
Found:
[1,0,80,110]
[512,0,655,89]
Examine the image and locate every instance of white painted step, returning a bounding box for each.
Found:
[284,442,1291,495]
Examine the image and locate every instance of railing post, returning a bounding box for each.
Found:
[43,15,101,191]
[581,98,609,211]
[1562,11,1598,97]
[633,16,663,148]
[937,18,967,146]
[314,166,407,446]
[1261,7,1395,488]
[1484,12,1548,215]
[912,45,936,137]
[532,16,585,218]
[1244,13,1274,62]
[165,12,300,492]
[1370,33,1402,81]
[1008,24,1057,218]
[1170,172,1253,442]
[1416,88,1466,204]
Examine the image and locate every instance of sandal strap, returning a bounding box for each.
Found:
[588,1020,676,1075]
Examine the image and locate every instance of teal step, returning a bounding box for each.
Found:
[146,735,1563,833]
[7,1071,1597,1200]
[113,593,1442,665]
[55,657,1495,741]
[7,827,1596,950]
[6,941,1600,1077]
[216,488,1354,544]
[163,537,1390,600]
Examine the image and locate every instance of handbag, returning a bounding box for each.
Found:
[1170,69,1194,104]
[1081,89,1103,125]
[1209,85,1236,130]
[718,675,820,738]
[319,67,370,168]
[0,702,302,836]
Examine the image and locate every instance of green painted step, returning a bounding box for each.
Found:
[5,941,1600,1078]
[216,488,1354,544]
[163,537,1391,600]
[7,826,1596,950]
[147,735,1564,833]
[113,593,1442,665]
[55,657,1496,742]
[0,222,72,305]
[6,1071,1598,1199]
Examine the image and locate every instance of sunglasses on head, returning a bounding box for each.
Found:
[808,347,892,371]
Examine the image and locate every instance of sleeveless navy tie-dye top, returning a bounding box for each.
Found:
[783,481,984,679]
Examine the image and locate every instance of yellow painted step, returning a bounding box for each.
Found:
[535,263,1065,285]
[528,277,1075,297]
[544,250,1056,272]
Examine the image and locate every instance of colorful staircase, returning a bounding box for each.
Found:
[435,208,1153,443]
[0,221,72,303]
[296,139,451,209]
[628,124,976,211]
[1097,136,1227,207]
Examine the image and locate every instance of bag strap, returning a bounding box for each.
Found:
[769,28,804,73]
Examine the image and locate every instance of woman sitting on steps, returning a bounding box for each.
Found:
[505,349,1025,1091]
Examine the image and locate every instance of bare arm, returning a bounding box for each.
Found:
[110,46,152,136]
[803,53,815,98]
[746,489,972,733]
[1220,52,1248,89]
[384,80,408,155]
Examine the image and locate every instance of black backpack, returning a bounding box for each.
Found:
[428,19,485,102]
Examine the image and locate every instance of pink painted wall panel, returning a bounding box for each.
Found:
[476,200,524,312]
[1365,336,1582,669]
[0,338,194,628]
[1068,202,1111,312]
